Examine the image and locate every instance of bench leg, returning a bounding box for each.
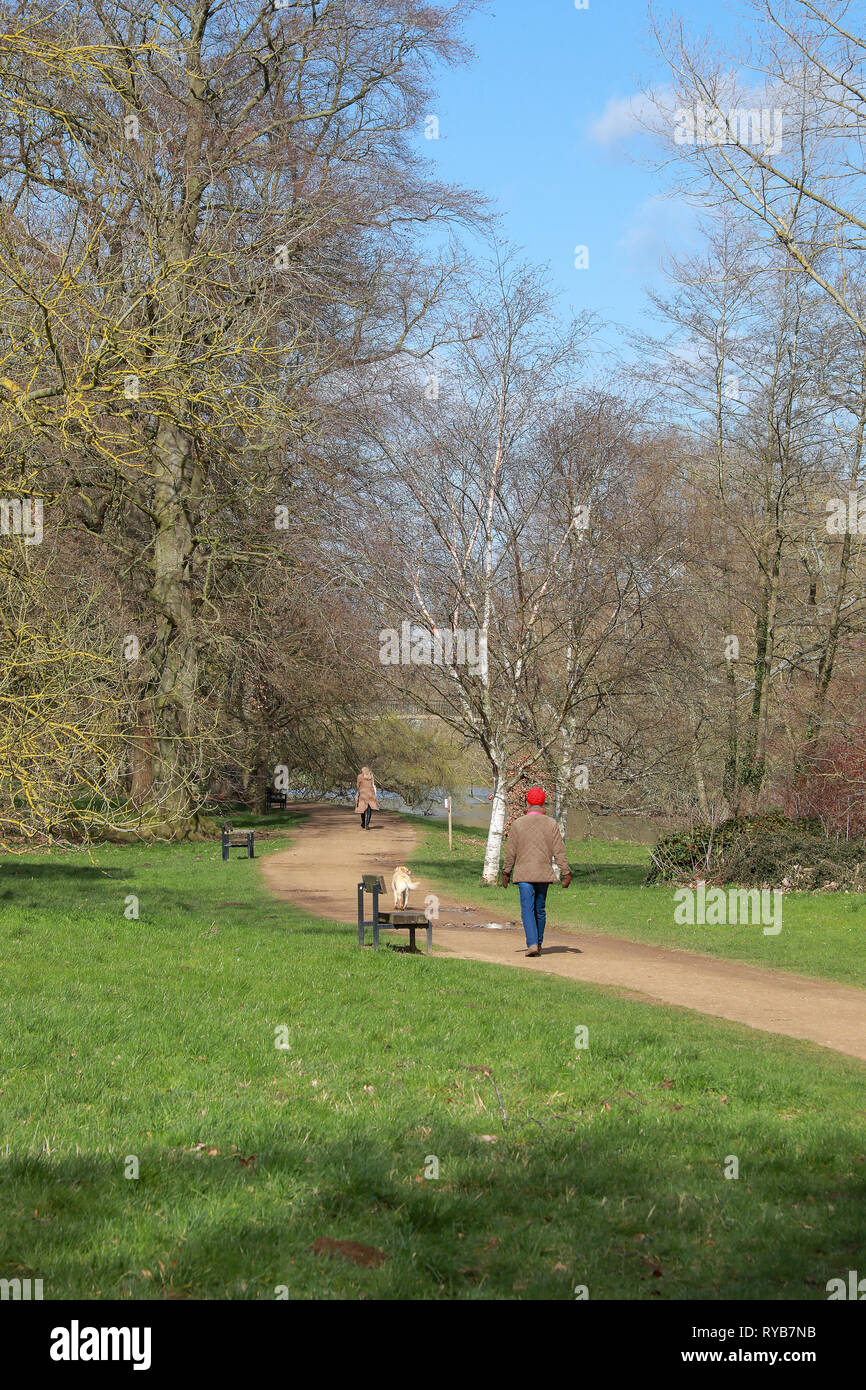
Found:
[247,833,255,858]
[372,885,380,949]
[357,884,365,947]
[426,921,432,955]
[222,837,228,862]
[409,926,416,953]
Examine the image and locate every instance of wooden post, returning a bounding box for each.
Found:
[446,796,452,851]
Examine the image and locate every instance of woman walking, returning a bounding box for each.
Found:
[355,766,378,830]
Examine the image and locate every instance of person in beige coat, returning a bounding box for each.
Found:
[355,766,378,830]
[501,786,570,956]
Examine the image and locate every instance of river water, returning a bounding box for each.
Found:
[286,785,669,844]
[393,786,669,845]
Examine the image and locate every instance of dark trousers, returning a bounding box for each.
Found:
[517,881,549,947]
[360,807,372,829]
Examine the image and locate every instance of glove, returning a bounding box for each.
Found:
[501,871,510,888]
[562,873,572,888]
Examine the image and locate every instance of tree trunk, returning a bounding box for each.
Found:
[807,528,852,745]
[481,766,508,885]
[144,419,204,829]
[129,709,154,809]
[253,758,268,813]
[741,538,781,804]
[554,728,573,838]
[692,734,711,821]
[553,782,569,840]
[722,657,741,815]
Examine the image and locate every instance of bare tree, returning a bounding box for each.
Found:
[651,0,866,334]
[0,0,483,834]
[349,252,598,879]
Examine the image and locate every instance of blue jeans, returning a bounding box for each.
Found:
[517,881,549,948]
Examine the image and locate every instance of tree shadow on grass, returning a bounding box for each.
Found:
[217,811,307,832]
[572,863,649,889]
[0,864,123,881]
[2,1115,863,1301]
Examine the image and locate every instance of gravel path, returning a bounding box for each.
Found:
[259,804,866,1063]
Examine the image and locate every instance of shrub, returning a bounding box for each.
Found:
[784,736,866,837]
[647,812,866,890]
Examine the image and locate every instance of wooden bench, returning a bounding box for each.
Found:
[266,787,289,812]
[221,822,255,861]
[357,874,432,954]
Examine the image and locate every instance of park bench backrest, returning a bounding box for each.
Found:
[221,822,254,860]
[362,874,386,893]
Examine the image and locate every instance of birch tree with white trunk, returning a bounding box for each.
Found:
[351,251,595,881]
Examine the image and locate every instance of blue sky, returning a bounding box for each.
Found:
[424,0,746,345]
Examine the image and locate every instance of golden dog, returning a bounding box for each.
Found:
[391,865,420,909]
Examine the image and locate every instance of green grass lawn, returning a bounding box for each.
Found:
[409,817,866,987]
[1,814,865,1301]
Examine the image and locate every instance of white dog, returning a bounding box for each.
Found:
[391,865,420,909]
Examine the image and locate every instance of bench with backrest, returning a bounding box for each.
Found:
[221,822,255,861]
[266,787,289,812]
[357,874,432,954]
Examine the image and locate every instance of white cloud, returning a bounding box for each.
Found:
[588,88,679,149]
[589,92,652,147]
[589,78,788,153]
[616,194,695,271]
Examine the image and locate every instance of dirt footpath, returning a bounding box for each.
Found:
[259,804,866,1064]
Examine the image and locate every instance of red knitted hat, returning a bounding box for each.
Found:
[526,787,546,806]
